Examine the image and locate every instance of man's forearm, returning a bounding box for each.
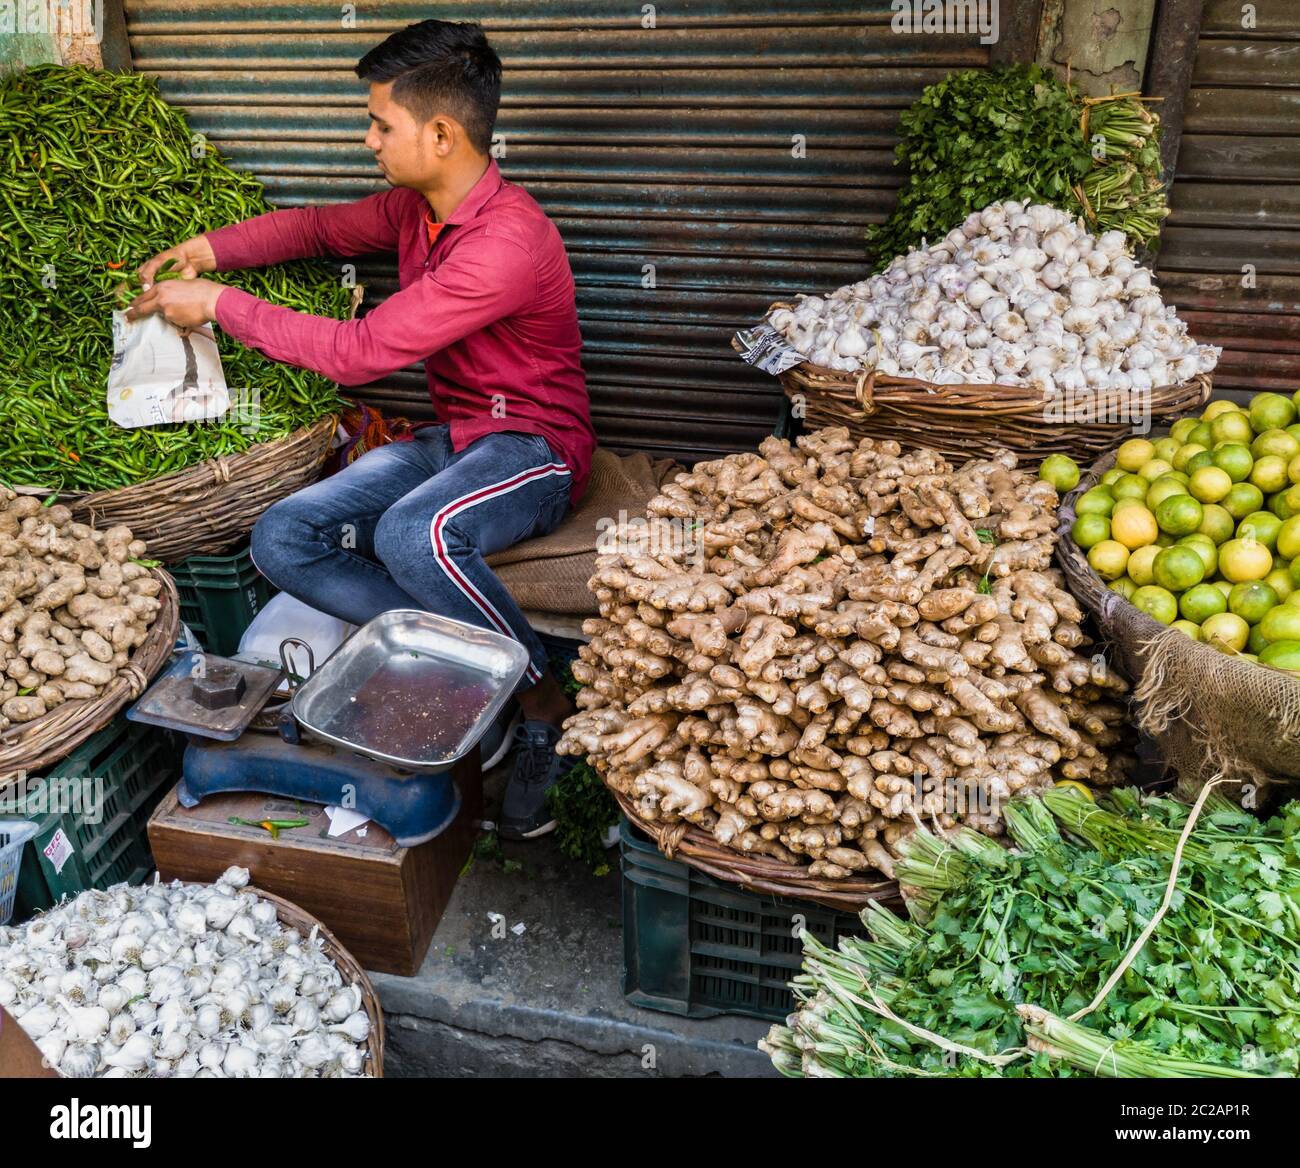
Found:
[206,208,332,273]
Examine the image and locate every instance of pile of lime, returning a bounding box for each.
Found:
[1058,391,1300,671]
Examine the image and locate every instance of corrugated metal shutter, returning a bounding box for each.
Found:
[1156,0,1300,404]
[123,1,993,461]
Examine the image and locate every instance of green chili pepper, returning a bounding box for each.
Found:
[0,64,351,492]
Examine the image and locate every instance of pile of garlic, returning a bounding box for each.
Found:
[767,200,1219,394]
[0,867,372,1078]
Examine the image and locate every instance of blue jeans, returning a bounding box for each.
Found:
[250,426,572,689]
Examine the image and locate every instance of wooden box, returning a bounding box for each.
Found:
[147,750,480,976]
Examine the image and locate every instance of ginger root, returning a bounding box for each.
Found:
[557,430,1133,880]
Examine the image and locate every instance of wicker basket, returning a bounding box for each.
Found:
[754,312,1211,463]
[0,569,179,787]
[612,790,901,912]
[1057,440,1300,798]
[250,886,385,1078]
[33,415,338,563]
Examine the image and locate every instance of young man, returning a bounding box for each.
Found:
[127,20,595,840]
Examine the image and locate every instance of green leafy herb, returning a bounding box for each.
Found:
[865,64,1166,267]
[765,789,1300,1078]
[546,760,619,876]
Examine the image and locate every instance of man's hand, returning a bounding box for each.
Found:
[125,277,227,330]
[138,235,216,287]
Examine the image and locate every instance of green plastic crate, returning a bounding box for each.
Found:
[168,544,274,657]
[9,718,182,920]
[620,819,869,1022]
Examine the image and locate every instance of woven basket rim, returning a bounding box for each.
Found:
[247,885,385,1078]
[613,790,900,912]
[753,301,1212,420]
[0,569,180,786]
[26,414,339,507]
[1057,432,1300,696]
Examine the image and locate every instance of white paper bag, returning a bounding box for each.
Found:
[108,309,230,428]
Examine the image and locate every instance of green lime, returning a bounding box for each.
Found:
[1075,489,1116,518]
[1224,482,1265,519]
[1259,640,1300,671]
[1197,503,1236,544]
[1252,455,1290,494]
[1170,418,1201,445]
[1266,567,1294,602]
[1253,429,1300,461]
[1214,580,1236,599]
[1127,544,1161,586]
[1212,443,1254,483]
[1290,557,1300,589]
[1111,474,1149,501]
[1153,545,1206,592]
[1186,465,1232,504]
[1250,392,1297,433]
[1271,490,1294,520]
[1238,511,1282,550]
[1152,437,1179,462]
[1278,514,1300,560]
[1186,450,1217,475]
[1289,455,1300,486]
[1116,438,1156,472]
[1188,422,1214,448]
[1211,411,1255,447]
[1131,585,1179,625]
[1219,538,1274,582]
[1173,619,1205,641]
[1088,540,1130,581]
[1108,576,1138,600]
[1172,443,1208,473]
[1138,458,1175,483]
[1176,534,1217,576]
[1100,467,1126,487]
[1229,581,1279,624]
[1039,454,1080,492]
[1154,494,1204,536]
[1146,476,1189,509]
[1202,612,1250,652]
[1072,514,1111,550]
[1179,582,1227,623]
[1260,605,1300,644]
[1288,423,1300,445]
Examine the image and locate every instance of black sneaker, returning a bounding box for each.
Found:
[498,721,565,840]
[477,702,521,772]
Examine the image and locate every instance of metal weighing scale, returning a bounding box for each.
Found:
[127,610,530,846]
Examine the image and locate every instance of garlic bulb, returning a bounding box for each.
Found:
[765,200,1219,391]
[3,869,370,1080]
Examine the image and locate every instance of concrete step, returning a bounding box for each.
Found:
[368,766,776,1078]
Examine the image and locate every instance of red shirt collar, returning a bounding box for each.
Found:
[424,158,503,244]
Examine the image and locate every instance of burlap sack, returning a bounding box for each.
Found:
[1058,443,1300,805]
[486,448,682,616]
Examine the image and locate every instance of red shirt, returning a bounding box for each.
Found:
[207,160,595,500]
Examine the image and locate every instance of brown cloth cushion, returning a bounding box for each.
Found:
[486,448,682,616]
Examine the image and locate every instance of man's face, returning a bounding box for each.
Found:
[364,81,448,188]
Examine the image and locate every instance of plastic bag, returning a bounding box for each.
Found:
[108,309,229,427]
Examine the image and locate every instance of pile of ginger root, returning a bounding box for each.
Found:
[557,428,1133,880]
[0,486,162,731]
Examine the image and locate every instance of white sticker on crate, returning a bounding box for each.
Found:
[43,828,74,875]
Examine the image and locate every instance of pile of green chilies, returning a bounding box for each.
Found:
[0,65,352,493]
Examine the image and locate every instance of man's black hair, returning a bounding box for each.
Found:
[355,20,502,153]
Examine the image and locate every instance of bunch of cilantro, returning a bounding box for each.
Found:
[766,787,1300,1077]
[867,64,1094,267]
